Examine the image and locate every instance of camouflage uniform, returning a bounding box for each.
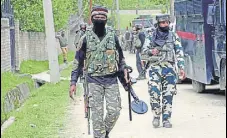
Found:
[132,30,146,80]
[142,15,185,127]
[71,26,126,138]
[89,83,121,137]
[124,31,133,51]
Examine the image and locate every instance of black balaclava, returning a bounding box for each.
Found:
[91,6,108,37]
[92,19,107,37]
[153,22,170,47]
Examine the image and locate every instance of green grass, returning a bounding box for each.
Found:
[119,14,138,29]
[2,64,82,138]
[1,72,34,125]
[60,64,73,78]
[19,51,75,74]
[2,80,82,138]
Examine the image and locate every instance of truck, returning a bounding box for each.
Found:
[174,0,226,94]
[137,15,154,25]
[131,18,153,29]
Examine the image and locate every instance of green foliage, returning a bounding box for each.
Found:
[11,0,77,32]
[161,7,168,14]
[119,0,166,10]
[19,51,75,74]
[10,0,167,31]
[82,0,167,23]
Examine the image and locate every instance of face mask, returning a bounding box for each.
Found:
[92,19,107,37]
[92,19,106,28]
[159,26,169,32]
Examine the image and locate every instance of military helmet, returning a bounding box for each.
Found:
[156,14,170,22]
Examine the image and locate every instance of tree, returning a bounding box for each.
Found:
[11,0,77,32]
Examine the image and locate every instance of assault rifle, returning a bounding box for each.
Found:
[83,64,91,135]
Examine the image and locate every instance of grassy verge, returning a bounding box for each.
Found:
[2,64,82,138]
[2,80,82,138]
[19,51,75,74]
[1,72,35,125]
[60,64,72,78]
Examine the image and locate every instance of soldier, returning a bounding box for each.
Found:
[74,23,87,48]
[142,14,185,128]
[124,27,133,52]
[56,31,68,64]
[70,6,129,138]
[132,25,146,80]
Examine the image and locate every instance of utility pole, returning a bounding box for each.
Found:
[78,0,83,16]
[170,0,175,23]
[43,0,60,83]
[116,0,120,30]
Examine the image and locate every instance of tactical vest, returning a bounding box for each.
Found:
[133,34,142,49]
[85,28,119,77]
[141,31,176,64]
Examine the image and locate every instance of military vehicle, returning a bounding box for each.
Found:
[175,0,226,94]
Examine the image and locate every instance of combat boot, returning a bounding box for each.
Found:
[163,120,172,128]
[152,117,160,128]
[105,131,110,138]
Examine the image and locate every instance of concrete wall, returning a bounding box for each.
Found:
[15,20,62,71]
[1,14,82,72]
[1,18,11,72]
[1,18,62,72]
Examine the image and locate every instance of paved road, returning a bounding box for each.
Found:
[59,52,226,138]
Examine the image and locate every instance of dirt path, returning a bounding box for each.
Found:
[59,52,226,138]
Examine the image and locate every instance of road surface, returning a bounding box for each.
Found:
[59,52,226,138]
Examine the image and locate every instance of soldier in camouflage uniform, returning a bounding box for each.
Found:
[70,6,129,138]
[132,25,146,80]
[124,27,133,52]
[142,15,186,128]
[74,23,87,49]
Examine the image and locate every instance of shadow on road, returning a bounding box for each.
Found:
[200,89,225,96]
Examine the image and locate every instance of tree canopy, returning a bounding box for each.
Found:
[11,0,77,32]
[7,0,167,32]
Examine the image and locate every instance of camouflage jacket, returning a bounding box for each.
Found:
[142,31,185,70]
[70,28,126,86]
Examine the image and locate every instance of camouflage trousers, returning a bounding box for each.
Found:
[148,63,177,122]
[89,83,122,138]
